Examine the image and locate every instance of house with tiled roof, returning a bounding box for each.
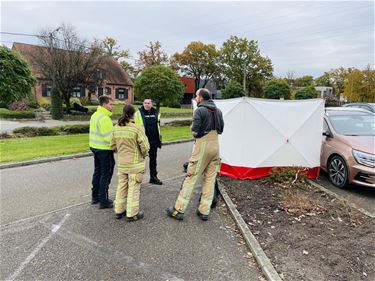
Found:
[12,42,134,103]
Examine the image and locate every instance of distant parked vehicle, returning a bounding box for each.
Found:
[342,103,375,113]
[320,107,375,188]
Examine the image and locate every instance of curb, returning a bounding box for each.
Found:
[307,179,375,218]
[218,183,282,281]
[0,139,194,170]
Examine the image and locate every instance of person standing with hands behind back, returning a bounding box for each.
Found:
[166,88,224,221]
[134,99,163,185]
[111,105,150,222]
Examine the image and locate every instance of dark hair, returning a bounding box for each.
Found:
[198,88,211,100]
[99,95,112,106]
[118,104,135,126]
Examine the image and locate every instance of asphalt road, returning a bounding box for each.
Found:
[0,142,260,281]
[314,172,375,216]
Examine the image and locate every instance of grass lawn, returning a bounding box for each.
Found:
[0,126,192,163]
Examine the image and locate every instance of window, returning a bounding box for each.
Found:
[105,87,111,95]
[116,88,128,100]
[42,84,52,97]
[72,86,84,98]
[98,87,104,96]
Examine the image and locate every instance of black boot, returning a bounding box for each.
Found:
[149,172,163,185]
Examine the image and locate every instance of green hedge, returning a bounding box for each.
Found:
[0,108,35,119]
[12,125,89,137]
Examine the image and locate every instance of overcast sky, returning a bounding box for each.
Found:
[1,0,374,78]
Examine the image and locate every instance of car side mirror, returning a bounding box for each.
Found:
[322,130,332,138]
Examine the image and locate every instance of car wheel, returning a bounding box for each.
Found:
[328,155,348,188]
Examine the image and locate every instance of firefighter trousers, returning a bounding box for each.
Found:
[114,171,144,218]
[175,131,220,215]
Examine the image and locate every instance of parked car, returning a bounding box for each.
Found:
[342,103,375,113]
[321,108,375,188]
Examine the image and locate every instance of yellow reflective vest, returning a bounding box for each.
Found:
[134,108,161,142]
[89,106,113,150]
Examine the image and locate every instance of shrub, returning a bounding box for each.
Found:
[0,108,35,119]
[13,126,57,137]
[23,98,39,109]
[7,101,29,111]
[0,132,12,139]
[264,80,291,100]
[295,85,319,100]
[37,97,51,111]
[58,124,89,134]
[268,167,307,188]
[163,119,192,127]
[222,80,245,99]
[80,96,91,106]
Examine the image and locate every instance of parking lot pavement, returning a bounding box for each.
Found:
[314,172,375,216]
[1,178,260,281]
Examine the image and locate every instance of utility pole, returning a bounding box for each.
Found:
[243,60,246,94]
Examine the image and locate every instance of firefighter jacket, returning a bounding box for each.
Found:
[89,106,113,150]
[111,122,150,174]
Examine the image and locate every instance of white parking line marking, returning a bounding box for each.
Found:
[6,214,70,281]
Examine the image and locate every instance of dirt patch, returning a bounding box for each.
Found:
[220,174,375,281]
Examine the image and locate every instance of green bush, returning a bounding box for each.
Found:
[0,108,35,119]
[13,126,58,137]
[37,97,51,111]
[295,85,319,100]
[58,124,89,134]
[80,96,91,106]
[163,119,192,127]
[264,80,291,100]
[222,80,245,99]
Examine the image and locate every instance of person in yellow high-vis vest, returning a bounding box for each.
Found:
[167,88,224,221]
[134,99,163,185]
[89,95,115,209]
[111,104,150,222]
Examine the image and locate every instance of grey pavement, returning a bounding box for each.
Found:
[0,142,261,280]
[0,118,191,133]
[313,172,375,216]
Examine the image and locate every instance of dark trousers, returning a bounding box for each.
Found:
[90,148,115,204]
[149,142,158,175]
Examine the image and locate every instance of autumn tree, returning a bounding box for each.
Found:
[173,41,219,93]
[0,46,36,105]
[134,65,184,110]
[219,36,273,97]
[35,24,103,116]
[97,37,135,78]
[343,66,375,102]
[315,67,349,97]
[294,75,314,88]
[136,41,169,73]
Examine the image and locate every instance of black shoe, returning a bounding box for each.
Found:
[196,210,209,221]
[166,207,184,220]
[99,201,113,209]
[126,211,144,222]
[182,162,189,173]
[115,211,126,220]
[149,177,163,185]
[211,197,218,209]
[91,199,99,205]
